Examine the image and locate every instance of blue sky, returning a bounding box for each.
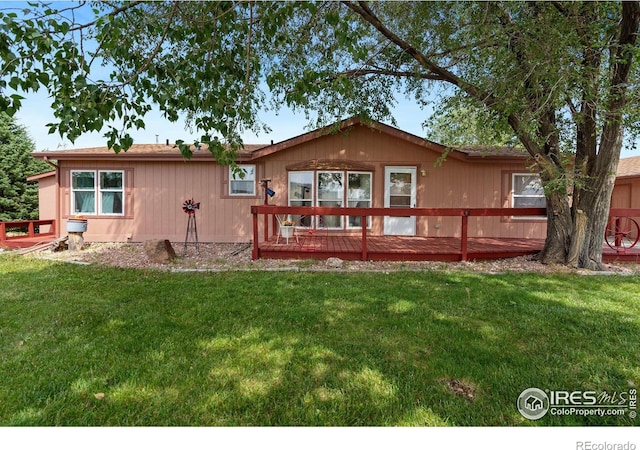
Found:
[7,1,638,158]
[5,1,430,152]
[17,88,431,151]
[18,91,639,159]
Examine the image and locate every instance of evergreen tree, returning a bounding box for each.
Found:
[0,113,50,221]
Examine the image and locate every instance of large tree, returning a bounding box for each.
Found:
[1,1,639,268]
[0,113,50,220]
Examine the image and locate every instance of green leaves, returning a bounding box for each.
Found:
[1,0,638,171]
[0,113,50,220]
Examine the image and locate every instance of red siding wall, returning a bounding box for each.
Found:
[257,126,546,239]
[54,124,547,242]
[612,178,640,225]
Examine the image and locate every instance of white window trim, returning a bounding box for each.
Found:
[70,170,125,216]
[511,173,546,220]
[70,170,96,215]
[288,169,374,230]
[229,164,256,196]
[346,171,372,229]
[288,171,314,228]
[317,170,344,229]
[99,170,125,216]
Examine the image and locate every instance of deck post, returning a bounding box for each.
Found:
[272,214,277,239]
[252,209,259,260]
[461,211,469,261]
[614,217,622,248]
[28,221,35,238]
[264,214,269,245]
[361,214,367,261]
[0,222,5,244]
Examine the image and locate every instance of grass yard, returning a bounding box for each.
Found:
[0,255,638,426]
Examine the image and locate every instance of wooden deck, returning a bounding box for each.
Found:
[252,206,640,264]
[0,220,56,251]
[257,235,640,263]
[0,236,56,250]
[258,235,545,261]
[4,233,638,263]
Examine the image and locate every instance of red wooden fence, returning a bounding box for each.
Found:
[0,219,56,245]
[250,206,640,261]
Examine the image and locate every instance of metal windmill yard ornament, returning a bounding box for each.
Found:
[182,199,200,252]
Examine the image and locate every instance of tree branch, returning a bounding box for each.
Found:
[68,0,146,32]
[342,0,545,160]
[596,1,640,163]
[109,3,179,89]
[333,68,446,81]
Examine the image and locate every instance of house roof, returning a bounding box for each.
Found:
[26,170,56,181]
[250,116,530,163]
[617,156,640,179]
[32,143,267,162]
[31,117,530,163]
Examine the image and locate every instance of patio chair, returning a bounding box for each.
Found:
[275,214,299,245]
[298,214,329,252]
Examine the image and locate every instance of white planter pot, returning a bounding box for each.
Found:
[66,219,88,233]
[281,226,294,238]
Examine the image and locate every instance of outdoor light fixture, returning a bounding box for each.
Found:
[421,169,427,176]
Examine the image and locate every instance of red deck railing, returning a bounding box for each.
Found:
[0,219,56,246]
[250,206,640,261]
[250,206,548,261]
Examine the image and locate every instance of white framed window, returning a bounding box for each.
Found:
[347,171,372,228]
[512,173,546,219]
[288,170,373,230]
[71,171,96,214]
[288,171,314,227]
[317,171,344,229]
[99,171,124,215]
[229,164,256,196]
[71,170,124,216]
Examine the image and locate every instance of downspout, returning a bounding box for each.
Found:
[44,157,61,238]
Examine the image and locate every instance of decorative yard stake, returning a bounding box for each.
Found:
[182,199,200,252]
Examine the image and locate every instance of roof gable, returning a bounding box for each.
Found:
[250,116,529,163]
[250,116,447,160]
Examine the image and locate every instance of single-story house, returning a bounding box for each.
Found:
[30,117,553,244]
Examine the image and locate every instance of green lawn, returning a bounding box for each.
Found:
[0,255,638,426]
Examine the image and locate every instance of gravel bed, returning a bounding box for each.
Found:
[27,241,639,275]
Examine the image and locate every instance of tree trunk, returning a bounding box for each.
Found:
[540,137,621,269]
[540,184,615,270]
[67,232,84,251]
[566,209,587,267]
[539,191,572,265]
[574,164,619,270]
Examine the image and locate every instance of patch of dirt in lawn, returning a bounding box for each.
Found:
[28,241,639,275]
[442,378,477,403]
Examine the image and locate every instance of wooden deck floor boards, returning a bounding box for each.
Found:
[258,235,640,263]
